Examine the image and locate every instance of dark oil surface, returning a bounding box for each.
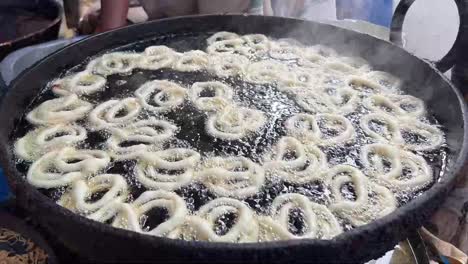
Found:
[11,32,448,232]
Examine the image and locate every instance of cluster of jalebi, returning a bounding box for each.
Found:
[14,31,445,243]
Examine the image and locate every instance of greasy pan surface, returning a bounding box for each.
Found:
[0,15,467,263]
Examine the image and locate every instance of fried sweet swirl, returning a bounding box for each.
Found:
[27,147,110,188]
[135,148,201,190]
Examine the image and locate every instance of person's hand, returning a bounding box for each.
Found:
[78,9,99,35]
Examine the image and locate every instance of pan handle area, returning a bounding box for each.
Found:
[389,0,468,73]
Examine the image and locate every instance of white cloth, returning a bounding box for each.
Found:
[301,0,337,21]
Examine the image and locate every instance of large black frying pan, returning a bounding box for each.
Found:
[0,11,467,264]
[0,0,62,61]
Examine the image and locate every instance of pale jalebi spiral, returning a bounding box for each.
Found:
[258,193,341,240]
[27,147,110,188]
[364,71,402,90]
[173,50,209,72]
[138,45,179,70]
[285,113,355,146]
[294,90,335,114]
[386,150,433,190]
[135,148,201,190]
[360,113,405,145]
[360,113,444,151]
[360,143,402,181]
[361,143,433,191]
[15,124,87,161]
[363,93,426,119]
[325,164,398,226]
[304,45,338,58]
[278,67,322,92]
[319,85,360,115]
[241,34,271,55]
[297,46,329,68]
[58,174,129,222]
[325,165,369,211]
[293,81,359,115]
[363,182,398,223]
[207,54,249,78]
[275,38,304,47]
[320,73,348,87]
[189,81,234,112]
[338,182,397,227]
[112,190,188,237]
[206,31,240,45]
[290,74,350,111]
[169,198,258,242]
[88,98,141,130]
[399,121,445,151]
[52,71,106,96]
[346,75,385,94]
[135,80,186,113]
[111,118,178,142]
[264,137,328,184]
[27,95,93,125]
[87,52,141,76]
[205,106,266,140]
[268,40,302,60]
[106,118,178,160]
[324,61,360,76]
[335,56,371,73]
[206,38,248,55]
[246,60,289,84]
[198,156,265,198]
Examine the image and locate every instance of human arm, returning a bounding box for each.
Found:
[95,0,129,33]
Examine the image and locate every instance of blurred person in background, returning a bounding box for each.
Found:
[94,0,265,33]
[86,0,307,33]
[84,0,392,34]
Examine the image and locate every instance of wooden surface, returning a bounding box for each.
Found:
[430,167,468,254]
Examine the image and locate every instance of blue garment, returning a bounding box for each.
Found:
[336,0,393,27]
[0,167,11,203]
[0,66,11,204]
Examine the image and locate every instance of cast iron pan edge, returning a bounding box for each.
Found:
[1,15,467,263]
